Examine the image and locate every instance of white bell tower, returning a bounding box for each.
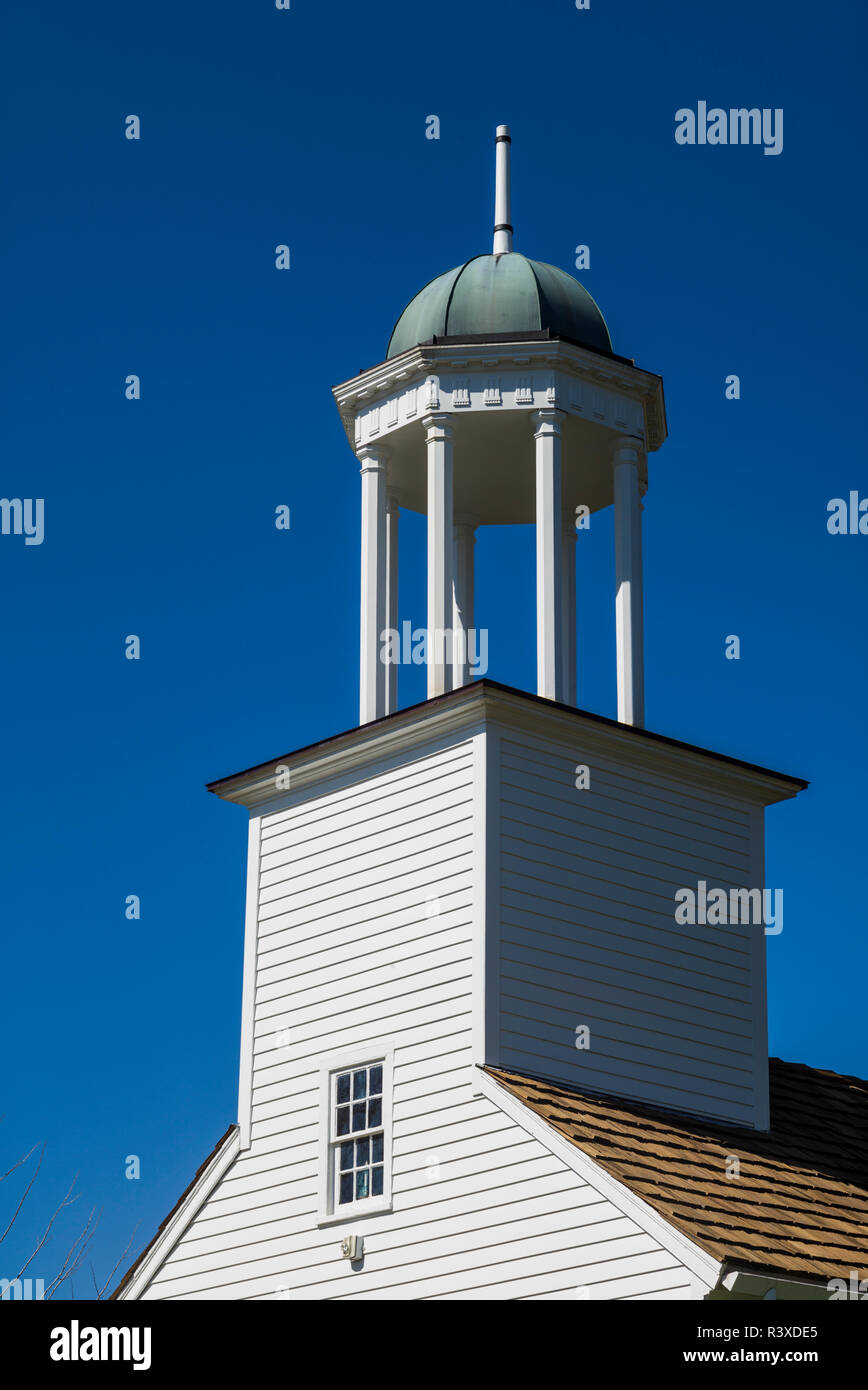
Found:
[334,126,667,729]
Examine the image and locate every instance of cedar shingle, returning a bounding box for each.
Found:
[486,1058,868,1283]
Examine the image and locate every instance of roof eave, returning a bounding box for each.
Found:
[206,678,807,811]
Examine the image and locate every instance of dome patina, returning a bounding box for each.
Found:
[386,251,613,359]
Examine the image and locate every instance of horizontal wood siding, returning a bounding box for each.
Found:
[141,729,709,1300]
[496,731,764,1127]
[143,1087,707,1299]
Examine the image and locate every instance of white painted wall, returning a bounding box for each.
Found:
[142,1080,711,1300]
[492,726,768,1129]
[139,724,713,1300]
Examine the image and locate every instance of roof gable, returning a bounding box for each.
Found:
[486,1058,868,1284]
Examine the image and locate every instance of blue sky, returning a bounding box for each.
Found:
[1,0,865,1295]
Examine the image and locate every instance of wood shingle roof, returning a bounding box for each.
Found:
[486,1058,868,1284]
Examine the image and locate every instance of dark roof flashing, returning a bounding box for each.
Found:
[206,678,808,799]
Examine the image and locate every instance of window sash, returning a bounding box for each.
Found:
[329,1063,386,1211]
[317,1045,393,1225]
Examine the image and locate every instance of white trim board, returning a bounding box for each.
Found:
[238,814,262,1149]
[478,1068,721,1290]
[115,1126,241,1301]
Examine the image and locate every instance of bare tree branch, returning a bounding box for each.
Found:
[41,1205,100,1300]
[16,1171,81,1280]
[0,1143,45,1248]
[2,1132,139,1301]
[0,1141,40,1187]
[91,1222,141,1300]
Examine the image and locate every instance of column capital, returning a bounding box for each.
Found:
[356,444,388,473]
[610,435,645,464]
[533,407,567,438]
[422,413,453,442]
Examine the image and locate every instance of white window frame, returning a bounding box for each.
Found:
[317,1043,394,1226]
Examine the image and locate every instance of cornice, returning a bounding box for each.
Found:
[208,681,806,814]
[479,686,805,807]
[332,338,667,454]
[210,687,488,811]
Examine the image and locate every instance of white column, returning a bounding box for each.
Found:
[452,517,476,690]
[385,495,399,715]
[560,511,577,706]
[423,415,454,699]
[613,437,645,727]
[534,409,565,702]
[358,446,387,725]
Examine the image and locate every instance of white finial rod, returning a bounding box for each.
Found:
[493,125,512,255]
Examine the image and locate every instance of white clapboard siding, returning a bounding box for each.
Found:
[494,730,765,1127]
[141,727,711,1301]
[143,1088,706,1301]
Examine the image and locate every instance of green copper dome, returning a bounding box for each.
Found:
[386,252,613,359]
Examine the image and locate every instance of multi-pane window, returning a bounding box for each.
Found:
[332,1063,385,1206]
